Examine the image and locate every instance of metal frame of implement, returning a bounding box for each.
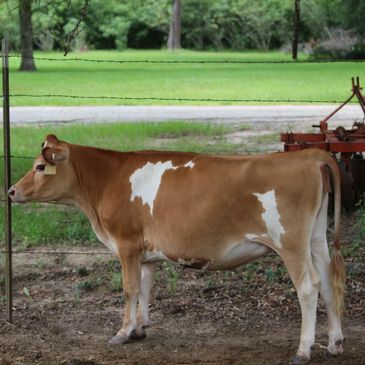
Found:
[281,77,365,154]
[281,77,365,207]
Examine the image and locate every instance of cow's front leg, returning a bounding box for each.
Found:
[131,263,156,340]
[108,247,141,346]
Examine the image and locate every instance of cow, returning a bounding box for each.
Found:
[9,134,346,364]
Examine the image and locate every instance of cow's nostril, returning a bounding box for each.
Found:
[8,186,15,197]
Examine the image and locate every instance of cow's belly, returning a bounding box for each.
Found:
[208,241,271,269]
[142,241,271,270]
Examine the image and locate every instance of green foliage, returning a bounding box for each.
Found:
[264,265,288,283]
[76,266,89,277]
[0,203,99,248]
[86,0,132,50]
[341,197,365,258]
[311,41,365,61]
[163,262,179,294]
[242,262,260,281]
[0,2,21,50]
[0,0,362,51]
[23,287,31,297]
[110,272,123,292]
[75,277,103,292]
[354,197,365,245]
[341,0,365,37]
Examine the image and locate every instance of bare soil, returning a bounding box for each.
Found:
[1,213,364,365]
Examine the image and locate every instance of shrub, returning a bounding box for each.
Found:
[310,29,365,60]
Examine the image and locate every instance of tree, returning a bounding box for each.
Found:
[341,0,365,38]
[167,0,181,49]
[19,0,36,71]
[292,0,300,60]
[17,0,89,70]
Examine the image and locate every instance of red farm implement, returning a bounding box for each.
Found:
[281,77,365,209]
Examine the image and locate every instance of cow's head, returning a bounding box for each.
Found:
[8,134,75,203]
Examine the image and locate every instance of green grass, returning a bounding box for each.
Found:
[4,50,365,106]
[0,204,99,248]
[353,197,365,250]
[0,121,235,248]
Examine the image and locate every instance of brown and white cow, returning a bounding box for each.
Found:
[9,134,346,364]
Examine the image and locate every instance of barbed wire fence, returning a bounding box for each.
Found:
[2,44,365,322]
[8,53,365,63]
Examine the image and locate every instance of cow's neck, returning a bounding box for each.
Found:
[69,145,126,224]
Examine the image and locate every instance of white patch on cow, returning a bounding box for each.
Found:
[183,160,195,169]
[42,141,48,149]
[245,233,269,242]
[254,190,285,248]
[129,161,177,214]
[143,250,171,263]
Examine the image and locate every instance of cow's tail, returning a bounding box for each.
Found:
[323,155,346,318]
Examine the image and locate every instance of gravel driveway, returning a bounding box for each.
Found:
[2,105,363,125]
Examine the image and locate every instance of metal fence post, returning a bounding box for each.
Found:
[2,38,13,323]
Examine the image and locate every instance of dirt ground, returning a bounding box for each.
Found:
[1,213,364,365]
[1,123,364,365]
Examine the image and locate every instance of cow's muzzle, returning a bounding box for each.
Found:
[8,186,16,199]
[8,185,27,203]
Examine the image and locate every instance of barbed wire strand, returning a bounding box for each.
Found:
[0,250,113,255]
[1,155,33,159]
[0,198,74,207]
[3,93,358,104]
[0,249,363,257]
[7,54,365,64]
[8,155,34,160]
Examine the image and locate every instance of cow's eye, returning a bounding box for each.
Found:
[35,164,46,172]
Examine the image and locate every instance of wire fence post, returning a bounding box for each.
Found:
[2,38,13,324]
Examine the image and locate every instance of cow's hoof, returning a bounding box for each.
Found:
[107,334,129,346]
[291,355,310,365]
[130,328,146,341]
[324,350,337,360]
[325,339,343,359]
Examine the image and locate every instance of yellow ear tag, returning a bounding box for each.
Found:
[44,165,57,175]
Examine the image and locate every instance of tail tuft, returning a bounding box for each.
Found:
[330,247,346,318]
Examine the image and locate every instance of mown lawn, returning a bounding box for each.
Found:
[5,50,365,106]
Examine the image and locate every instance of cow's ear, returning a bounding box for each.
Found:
[42,134,61,150]
[42,146,69,165]
[45,134,59,144]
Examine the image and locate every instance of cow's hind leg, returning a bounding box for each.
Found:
[131,263,156,340]
[311,194,343,356]
[282,250,320,364]
[108,242,141,346]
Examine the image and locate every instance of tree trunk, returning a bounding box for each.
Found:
[19,0,37,71]
[292,0,300,60]
[167,0,181,50]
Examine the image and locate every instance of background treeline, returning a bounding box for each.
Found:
[0,0,364,54]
